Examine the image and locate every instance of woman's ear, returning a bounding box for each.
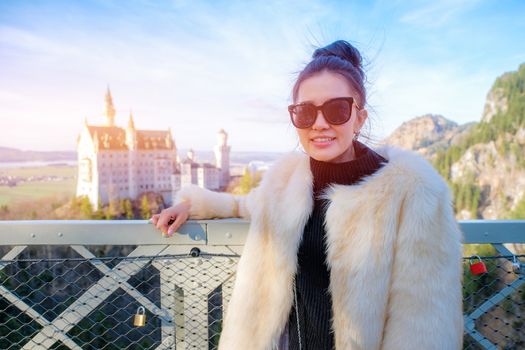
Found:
[356,108,368,130]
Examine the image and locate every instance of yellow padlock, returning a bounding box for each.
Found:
[133,306,146,327]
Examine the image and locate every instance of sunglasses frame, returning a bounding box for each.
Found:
[288,97,361,129]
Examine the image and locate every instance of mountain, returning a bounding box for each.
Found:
[385,63,525,220]
[0,147,76,163]
[383,114,475,159]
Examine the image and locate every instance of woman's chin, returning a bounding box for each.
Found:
[308,146,353,163]
[309,150,337,162]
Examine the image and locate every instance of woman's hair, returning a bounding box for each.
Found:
[292,40,366,106]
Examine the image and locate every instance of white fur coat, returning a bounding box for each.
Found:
[175,145,464,350]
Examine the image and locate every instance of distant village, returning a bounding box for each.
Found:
[0,174,73,187]
[76,89,233,209]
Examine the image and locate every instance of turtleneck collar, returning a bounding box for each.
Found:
[309,140,387,200]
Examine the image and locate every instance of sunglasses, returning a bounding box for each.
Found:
[288,97,361,129]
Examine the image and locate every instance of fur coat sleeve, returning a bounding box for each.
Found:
[174,183,259,219]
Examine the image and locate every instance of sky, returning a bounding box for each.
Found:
[0,0,524,153]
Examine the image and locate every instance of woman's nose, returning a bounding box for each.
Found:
[311,110,330,130]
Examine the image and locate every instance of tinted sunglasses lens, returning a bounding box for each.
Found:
[292,105,316,128]
[323,99,351,124]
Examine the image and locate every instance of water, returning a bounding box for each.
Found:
[0,160,78,168]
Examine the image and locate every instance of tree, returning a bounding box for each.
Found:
[79,196,93,219]
[470,186,480,219]
[105,199,122,220]
[122,199,134,219]
[234,170,262,195]
[140,195,151,219]
[506,196,525,219]
[91,199,105,219]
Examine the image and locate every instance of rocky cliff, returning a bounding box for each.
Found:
[384,63,525,220]
[383,114,474,160]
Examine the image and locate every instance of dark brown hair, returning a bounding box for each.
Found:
[292,40,366,106]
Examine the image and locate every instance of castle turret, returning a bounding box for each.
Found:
[105,87,116,127]
[187,149,195,162]
[125,111,137,150]
[214,129,231,188]
[126,111,138,199]
[93,131,99,151]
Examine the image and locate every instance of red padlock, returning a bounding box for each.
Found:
[469,255,487,275]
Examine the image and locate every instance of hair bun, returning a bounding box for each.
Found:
[312,40,363,70]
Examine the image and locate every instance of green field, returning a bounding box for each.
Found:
[0,166,77,206]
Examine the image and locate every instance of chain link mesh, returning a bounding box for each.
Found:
[0,246,523,349]
[0,246,239,350]
[462,254,525,349]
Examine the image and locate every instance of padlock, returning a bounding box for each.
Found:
[469,255,487,275]
[133,306,146,327]
[512,255,521,272]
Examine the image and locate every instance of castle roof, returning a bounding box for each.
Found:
[88,126,127,150]
[181,158,199,167]
[86,125,175,151]
[137,130,173,150]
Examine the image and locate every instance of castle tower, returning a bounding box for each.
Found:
[125,111,136,148]
[187,149,195,162]
[214,129,231,188]
[105,87,116,127]
[126,111,138,199]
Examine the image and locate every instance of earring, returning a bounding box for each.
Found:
[353,130,360,140]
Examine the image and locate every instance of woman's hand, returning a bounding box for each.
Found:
[150,201,191,237]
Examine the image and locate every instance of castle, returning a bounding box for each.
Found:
[76,89,230,209]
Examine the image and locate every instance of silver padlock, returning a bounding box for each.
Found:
[512,255,521,272]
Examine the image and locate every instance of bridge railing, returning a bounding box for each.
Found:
[0,220,524,349]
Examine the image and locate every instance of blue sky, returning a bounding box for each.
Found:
[0,0,524,152]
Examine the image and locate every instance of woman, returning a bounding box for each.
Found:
[152,40,464,350]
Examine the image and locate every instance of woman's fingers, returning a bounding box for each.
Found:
[167,212,188,237]
[151,203,190,237]
[150,214,160,225]
[156,210,174,235]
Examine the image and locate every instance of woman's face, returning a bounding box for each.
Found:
[295,70,367,163]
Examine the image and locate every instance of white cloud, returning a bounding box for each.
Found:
[0,0,522,152]
[399,0,481,27]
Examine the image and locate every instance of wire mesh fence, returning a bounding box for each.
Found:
[0,246,239,350]
[462,254,525,349]
[0,246,523,349]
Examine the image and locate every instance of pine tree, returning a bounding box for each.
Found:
[122,199,134,219]
[470,186,481,219]
[140,195,150,219]
[79,196,93,219]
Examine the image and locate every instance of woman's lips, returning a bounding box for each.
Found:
[311,137,335,148]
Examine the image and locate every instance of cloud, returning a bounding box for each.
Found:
[0,0,522,152]
[399,0,481,27]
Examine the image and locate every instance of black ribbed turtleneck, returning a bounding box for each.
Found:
[287,140,388,350]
